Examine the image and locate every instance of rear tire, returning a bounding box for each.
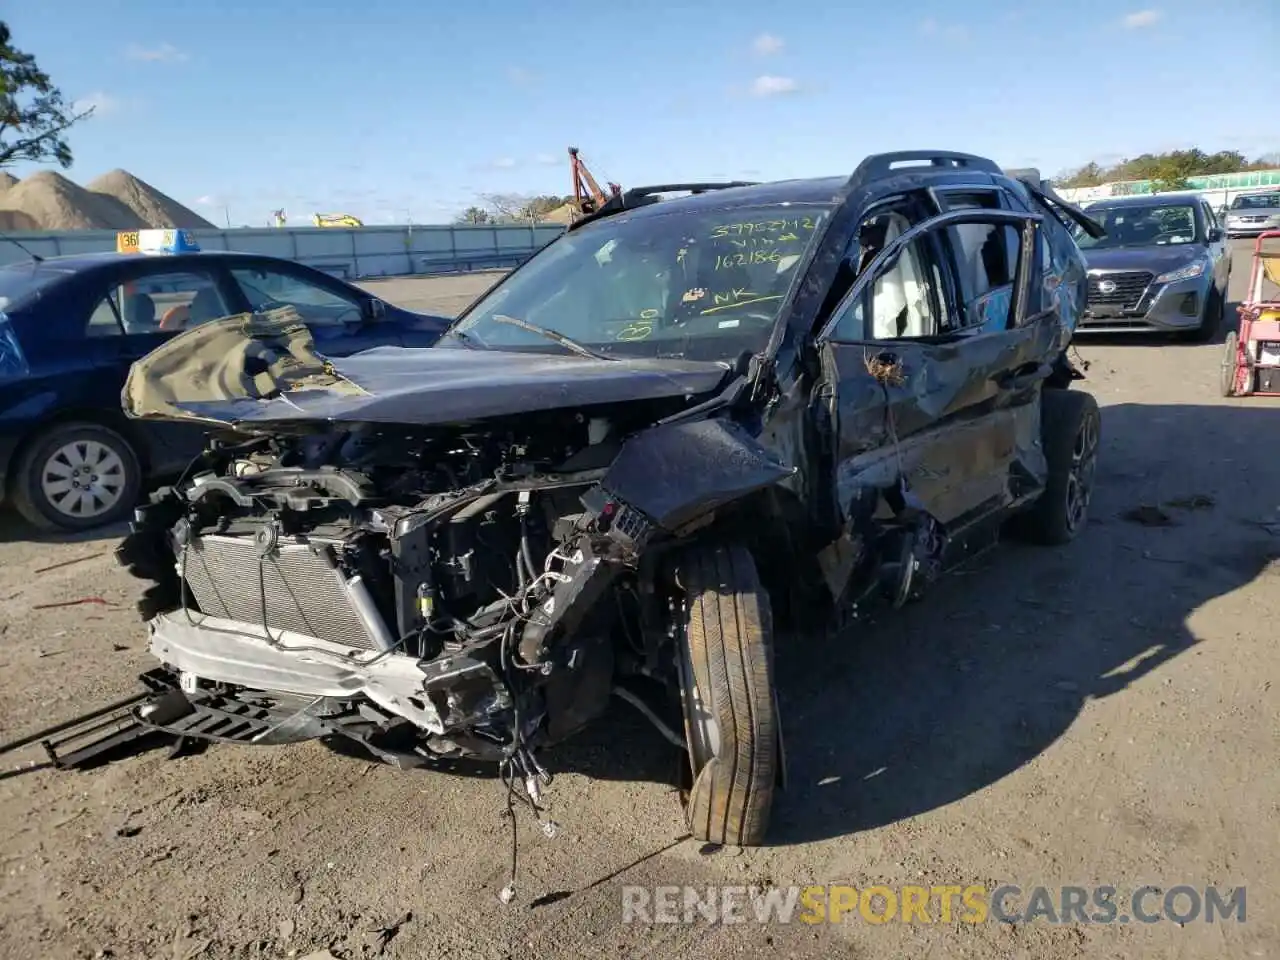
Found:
[1008,390,1101,546]
[1220,330,1240,397]
[673,543,778,847]
[9,422,142,532]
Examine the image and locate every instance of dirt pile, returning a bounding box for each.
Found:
[87,169,215,230]
[0,168,215,232]
[538,202,577,224]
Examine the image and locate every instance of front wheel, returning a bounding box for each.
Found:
[1178,287,1225,343]
[10,422,142,532]
[673,543,778,847]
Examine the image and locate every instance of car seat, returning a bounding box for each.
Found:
[187,286,227,326]
[123,293,157,332]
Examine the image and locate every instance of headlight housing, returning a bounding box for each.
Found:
[1155,260,1207,284]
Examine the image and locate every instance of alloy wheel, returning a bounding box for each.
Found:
[39,439,128,520]
[1064,411,1099,535]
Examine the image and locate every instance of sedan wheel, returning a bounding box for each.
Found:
[11,423,142,532]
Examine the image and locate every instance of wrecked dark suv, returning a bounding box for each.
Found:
[114,151,1104,849]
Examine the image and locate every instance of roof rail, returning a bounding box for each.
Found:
[846,151,1002,191]
[621,181,759,204]
[568,181,760,231]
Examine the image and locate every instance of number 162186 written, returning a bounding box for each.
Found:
[715,249,785,270]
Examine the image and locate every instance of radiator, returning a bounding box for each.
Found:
[180,533,392,651]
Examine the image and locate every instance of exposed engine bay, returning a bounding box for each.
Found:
[117,404,791,779]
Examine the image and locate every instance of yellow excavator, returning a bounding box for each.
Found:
[312,213,364,228]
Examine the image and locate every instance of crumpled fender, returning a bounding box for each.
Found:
[600,417,797,532]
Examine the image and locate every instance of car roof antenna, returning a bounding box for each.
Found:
[0,228,43,262]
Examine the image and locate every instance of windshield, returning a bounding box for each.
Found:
[448,202,832,360]
[1230,194,1280,210]
[0,264,63,311]
[1072,204,1200,250]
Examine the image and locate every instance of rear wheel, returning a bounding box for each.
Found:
[1008,390,1101,546]
[673,543,778,847]
[10,422,142,532]
[1220,330,1241,397]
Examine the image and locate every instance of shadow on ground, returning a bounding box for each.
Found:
[0,510,129,545]
[539,401,1279,845]
[25,403,1279,849]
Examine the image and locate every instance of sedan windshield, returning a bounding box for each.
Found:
[447,202,832,360]
[1073,205,1199,250]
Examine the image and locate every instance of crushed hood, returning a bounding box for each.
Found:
[123,310,732,429]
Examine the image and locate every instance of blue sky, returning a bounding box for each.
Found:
[7,0,1278,226]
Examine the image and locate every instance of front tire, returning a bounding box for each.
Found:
[1009,390,1101,546]
[1178,286,1224,343]
[10,422,142,532]
[673,543,778,847]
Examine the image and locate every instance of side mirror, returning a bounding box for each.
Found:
[363,298,386,322]
[1207,227,1223,242]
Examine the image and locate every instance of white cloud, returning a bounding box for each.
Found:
[72,91,121,117]
[1122,9,1161,28]
[752,33,784,55]
[750,75,800,97]
[533,153,560,166]
[491,157,518,169]
[919,18,968,41]
[125,42,188,63]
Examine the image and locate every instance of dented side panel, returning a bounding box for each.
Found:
[820,315,1057,531]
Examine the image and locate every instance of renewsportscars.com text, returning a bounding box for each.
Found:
[621,884,1247,926]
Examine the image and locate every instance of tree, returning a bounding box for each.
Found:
[0,21,93,169]
[456,206,491,225]
[1053,147,1279,191]
[478,192,537,222]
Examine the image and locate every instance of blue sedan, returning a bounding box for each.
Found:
[0,239,450,531]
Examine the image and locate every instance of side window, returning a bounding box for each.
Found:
[829,235,943,341]
[231,267,361,326]
[85,290,124,337]
[935,194,1020,332]
[111,270,231,334]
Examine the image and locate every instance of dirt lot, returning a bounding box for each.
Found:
[2,247,1277,960]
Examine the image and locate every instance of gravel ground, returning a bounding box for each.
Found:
[1,245,1277,960]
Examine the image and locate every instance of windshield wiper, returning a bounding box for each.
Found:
[490,314,617,361]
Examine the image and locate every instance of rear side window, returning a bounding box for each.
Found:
[0,266,62,312]
[100,270,232,334]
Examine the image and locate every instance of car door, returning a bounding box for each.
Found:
[813,206,1051,534]
[226,261,394,355]
[86,260,240,471]
[1200,199,1229,293]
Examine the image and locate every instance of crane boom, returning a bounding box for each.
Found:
[568,147,621,220]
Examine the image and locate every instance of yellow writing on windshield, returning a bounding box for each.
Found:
[710,216,817,239]
[700,290,784,315]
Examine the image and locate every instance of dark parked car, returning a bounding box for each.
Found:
[0,241,449,531]
[1072,193,1230,340]
[114,151,1104,850]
